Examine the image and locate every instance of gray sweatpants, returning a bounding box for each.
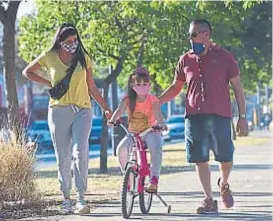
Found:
[48,105,92,199]
[117,131,162,178]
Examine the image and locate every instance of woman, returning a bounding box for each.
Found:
[23,23,111,214]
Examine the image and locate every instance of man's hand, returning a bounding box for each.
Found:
[236,118,248,136]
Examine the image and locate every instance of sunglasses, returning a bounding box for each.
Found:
[187,30,206,39]
[131,83,150,86]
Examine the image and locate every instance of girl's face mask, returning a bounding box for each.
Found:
[132,83,150,96]
[60,41,78,53]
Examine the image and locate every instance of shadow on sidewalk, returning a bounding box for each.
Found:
[79,209,272,221]
[156,191,273,199]
[140,212,272,221]
[35,162,273,178]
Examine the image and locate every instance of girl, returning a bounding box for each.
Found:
[23,23,111,214]
[109,67,167,192]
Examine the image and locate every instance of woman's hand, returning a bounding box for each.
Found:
[104,110,112,120]
[46,80,52,88]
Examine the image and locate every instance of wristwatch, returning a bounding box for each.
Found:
[239,113,246,119]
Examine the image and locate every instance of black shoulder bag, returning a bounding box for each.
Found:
[49,70,74,100]
[49,55,80,100]
[49,50,89,100]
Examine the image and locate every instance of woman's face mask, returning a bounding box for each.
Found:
[60,41,78,53]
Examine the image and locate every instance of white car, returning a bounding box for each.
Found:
[162,115,185,141]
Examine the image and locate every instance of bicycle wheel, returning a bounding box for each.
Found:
[139,176,153,214]
[121,166,136,219]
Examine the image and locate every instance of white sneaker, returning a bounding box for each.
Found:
[74,199,90,214]
[61,199,73,214]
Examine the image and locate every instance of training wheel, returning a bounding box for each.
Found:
[167,205,171,213]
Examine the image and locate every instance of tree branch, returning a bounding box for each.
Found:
[128,35,146,47]
[124,31,144,42]
[136,40,145,67]
[124,17,138,29]
[105,55,126,84]
[99,49,120,60]
[114,16,123,32]
[8,0,21,22]
[95,44,120,60]
[0,4,6,23]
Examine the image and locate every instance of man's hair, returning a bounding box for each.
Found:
[190,19,212,34]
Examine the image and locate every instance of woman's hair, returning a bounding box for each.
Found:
[50,23,91,76]
[127,67,150,116]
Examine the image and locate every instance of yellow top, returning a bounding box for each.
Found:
[37,50,91,108]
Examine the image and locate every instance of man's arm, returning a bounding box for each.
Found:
[230,76,246,116]
[152,100,165,124]
[158,56,185,104]
[158,80,184,104]
[230,75,248,136]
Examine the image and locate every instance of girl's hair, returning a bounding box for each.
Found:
[50,23,91,76]
[127,67,150,116]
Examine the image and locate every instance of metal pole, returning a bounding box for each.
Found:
[265,84,269,113]
[110,65,119,156]
[256,83,261,129]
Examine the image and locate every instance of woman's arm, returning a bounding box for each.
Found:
[22,59,51,87]
[86,67,112,116]
[109,97,127,122]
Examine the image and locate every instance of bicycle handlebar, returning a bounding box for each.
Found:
[109,121,164,138]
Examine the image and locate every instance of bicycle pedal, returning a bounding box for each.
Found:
[145,188,157,194]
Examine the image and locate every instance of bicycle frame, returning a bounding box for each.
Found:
[115,121,172,217]
[117,123,155,193]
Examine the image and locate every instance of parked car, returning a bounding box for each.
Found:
[89,116,111,144]
[26,120,52,148]
[162,115,185,142]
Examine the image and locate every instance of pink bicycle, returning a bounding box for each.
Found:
[111,121,171,219]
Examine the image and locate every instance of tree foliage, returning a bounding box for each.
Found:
[19,1,271,94]
[18,0,271,172]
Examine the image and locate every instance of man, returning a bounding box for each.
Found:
[158,19,248,214]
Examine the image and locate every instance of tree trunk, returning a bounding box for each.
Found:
[3,22,19,127]
[99,82,109,174]
[1,1,21,132]
[99,57,125,173]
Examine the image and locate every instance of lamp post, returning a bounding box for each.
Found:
[110,65,119,156]
[256,82,261,129]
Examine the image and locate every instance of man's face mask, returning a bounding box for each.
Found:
[60,41,78,53]
[188,28,208,56]
[190,41,205,56]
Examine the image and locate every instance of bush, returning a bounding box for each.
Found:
[0,127,39,210]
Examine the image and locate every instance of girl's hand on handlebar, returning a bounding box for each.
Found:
[107,119,123,127]
[107,120,115,127]
[156,123,168,131]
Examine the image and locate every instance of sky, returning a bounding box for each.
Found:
[17,0,36,19]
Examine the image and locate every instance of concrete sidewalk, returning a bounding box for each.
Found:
[22,131,273,221]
